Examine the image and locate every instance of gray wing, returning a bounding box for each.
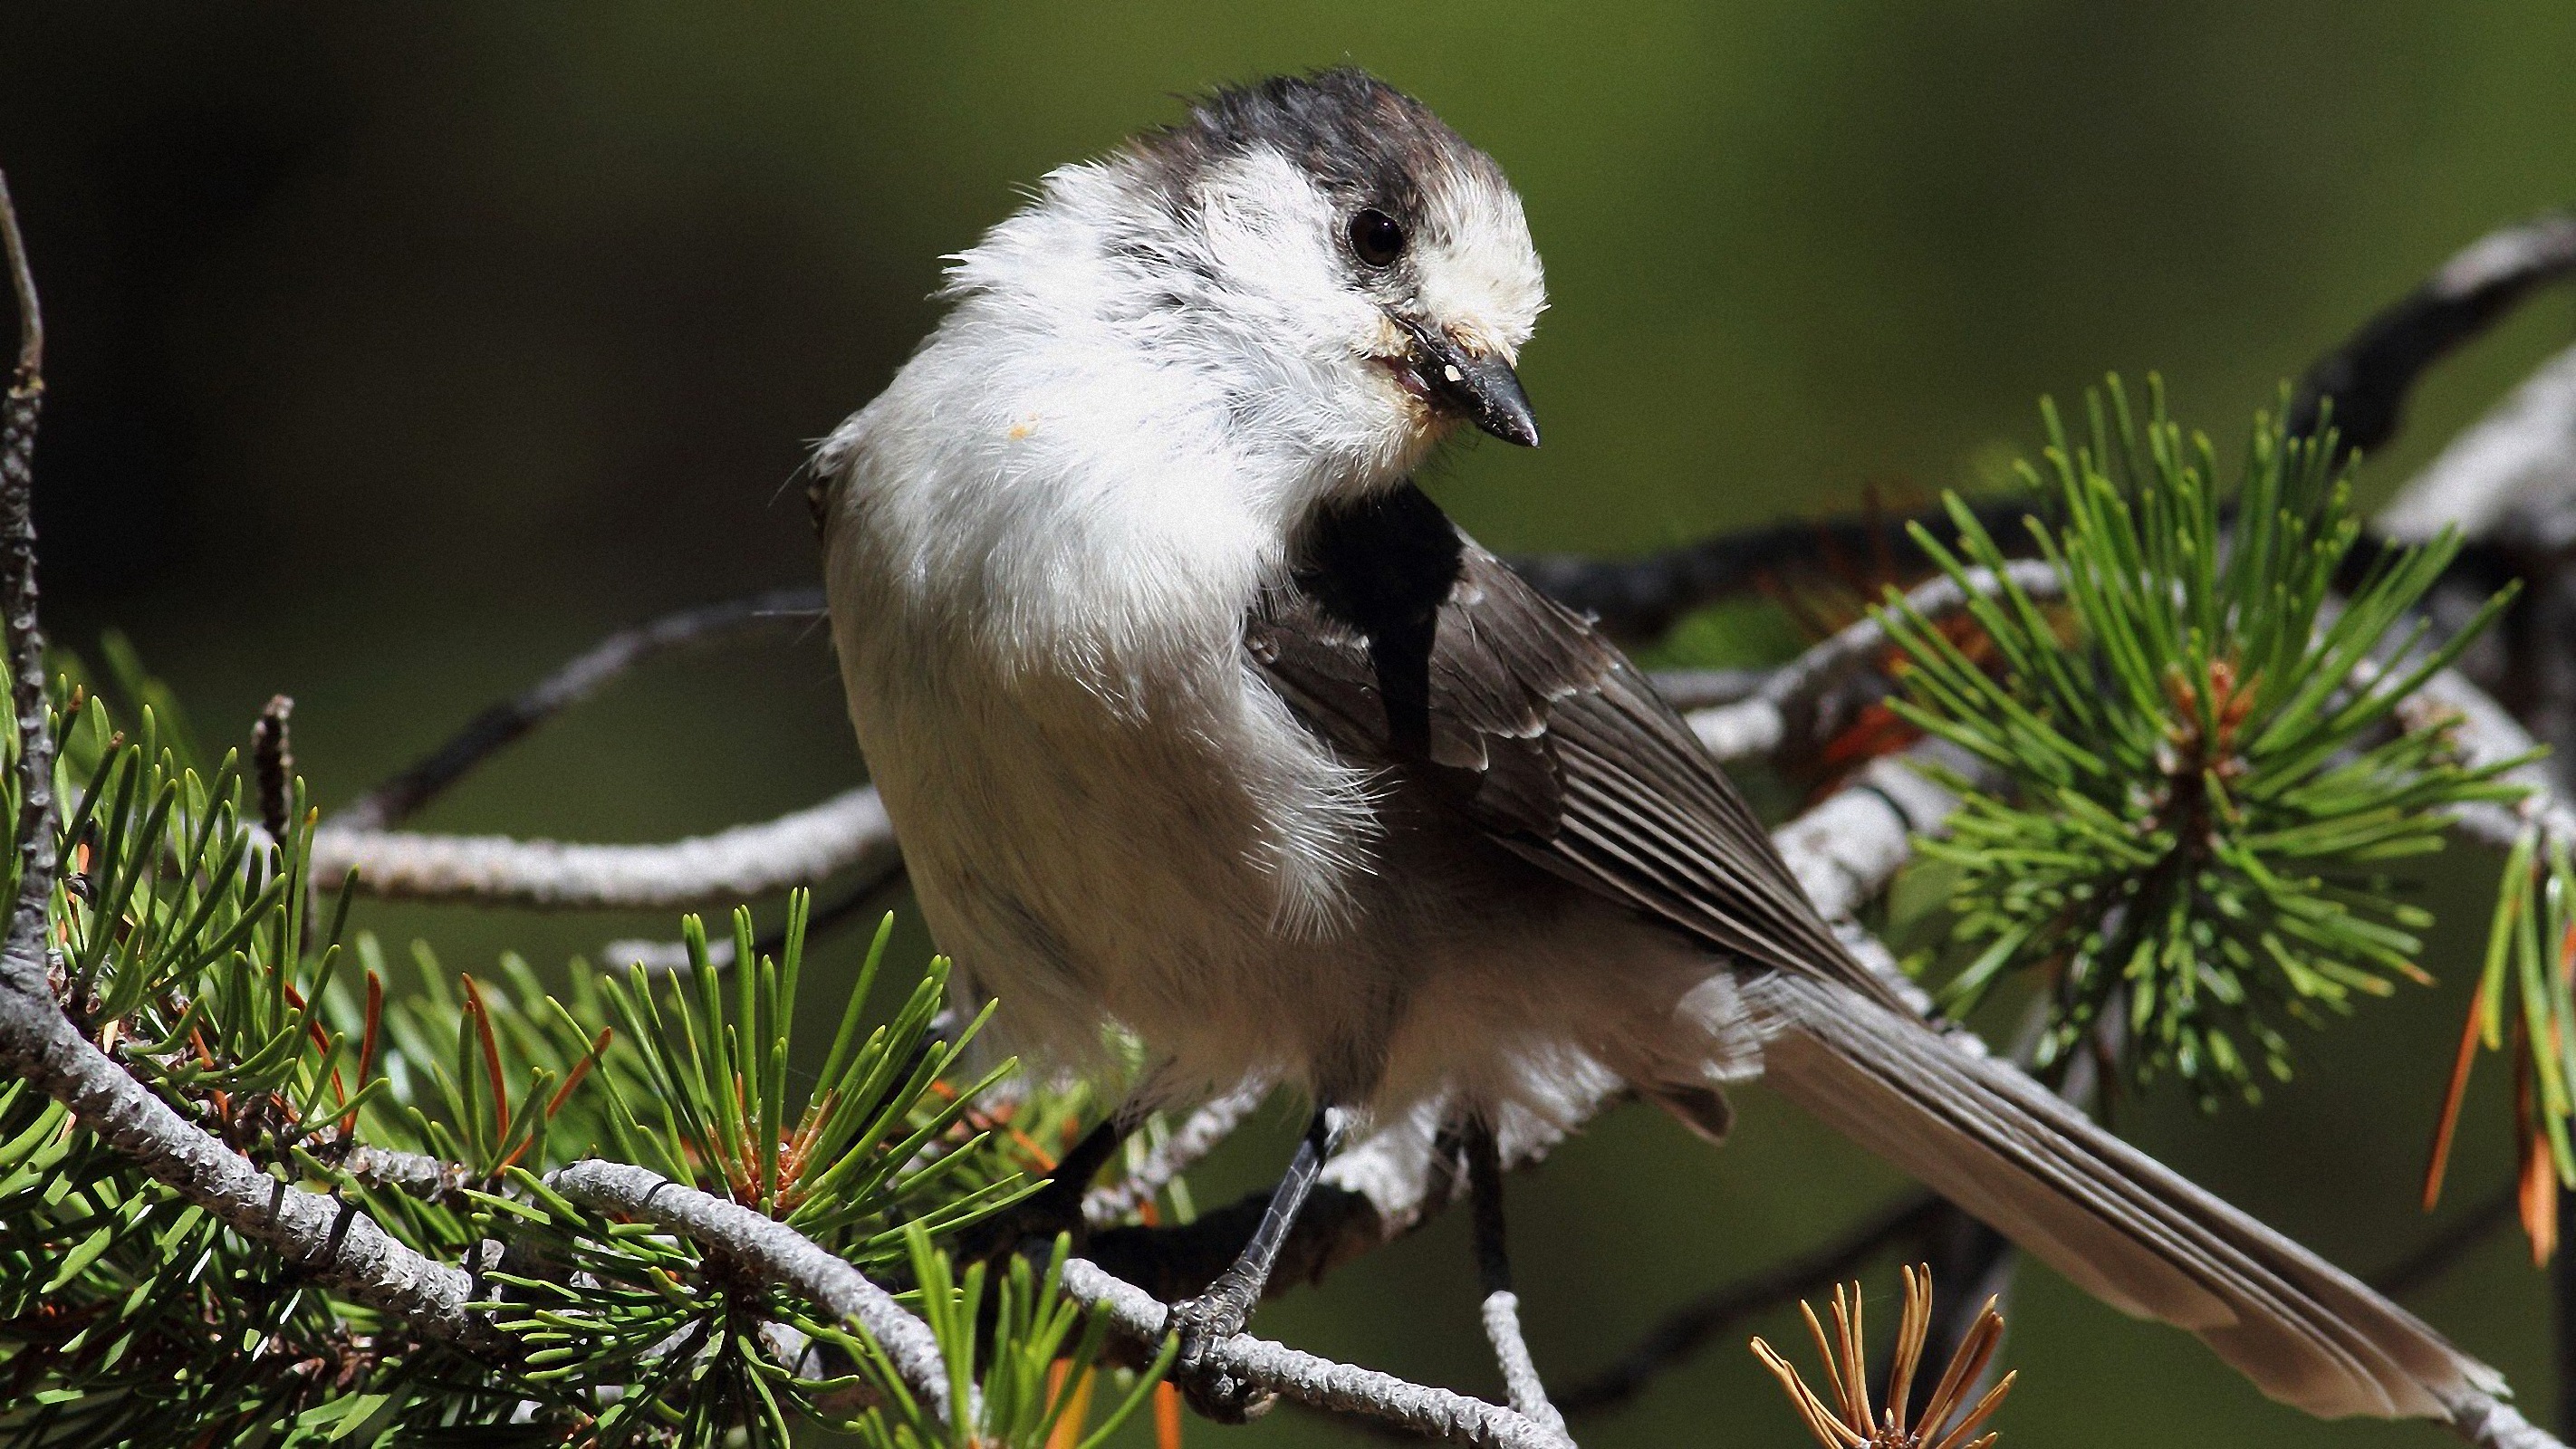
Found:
[1245,483,2500,1422]
[1244,482,1909,1013]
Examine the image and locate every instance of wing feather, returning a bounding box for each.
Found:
[1245,483,1903,1011]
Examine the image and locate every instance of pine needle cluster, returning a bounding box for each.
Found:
[0,677,1164,1445]
[1883,379,2523,1105]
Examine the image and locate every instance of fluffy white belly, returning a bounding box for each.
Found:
[831,597,1758,1123]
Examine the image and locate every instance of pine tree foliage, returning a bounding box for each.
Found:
[0,679,1165,1446]
[1882,379,2525,1106]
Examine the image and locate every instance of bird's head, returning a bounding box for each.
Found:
[948,70,1545,507]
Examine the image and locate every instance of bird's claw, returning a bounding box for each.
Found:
[1165,1290,1274,1423]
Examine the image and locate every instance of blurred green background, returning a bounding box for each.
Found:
[5,4,2576,1445]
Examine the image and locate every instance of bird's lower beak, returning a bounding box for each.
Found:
[1404,322,1540,447]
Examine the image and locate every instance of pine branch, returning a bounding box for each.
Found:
[311,784,899,908]
[2,164,57,1071]
[546,1158,968,1428]
[0,998,501,1348]
[0,172,504,1353]
[1685,560,2062,763]
[1054,1256,1575,1449]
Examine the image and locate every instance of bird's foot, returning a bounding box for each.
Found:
[1165,1287,1274,1423]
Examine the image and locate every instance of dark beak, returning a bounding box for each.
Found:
[1404,321,1540,447]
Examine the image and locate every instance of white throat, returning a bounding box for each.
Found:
[819,149,1446,682]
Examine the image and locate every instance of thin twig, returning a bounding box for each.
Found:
[1467,1126,1565,1436]
[1509,496,2033,646]
[1057,1256,1572,1449]
[1554,1193,1943,1418]
[2371,1185,2520,1300]
[546,1158,969,1427]
[311,784,899,909]
[1685,561,2062,763]
[604,868,903,973]
[2292,210,2576,459]
[2446,1391,2568,1449]
[332,588,826,831]
[2,171,36,380]
[1084,1079,1272,1228]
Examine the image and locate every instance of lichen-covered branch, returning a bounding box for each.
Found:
[2377,341,2576,558]
[1686,561,2061,763]
[312,784,899,909]
[1056,1256,1573,1449]
[546,1158,966,1427]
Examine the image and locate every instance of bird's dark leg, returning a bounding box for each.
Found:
[1166,1108,1345,1420]
[958,1115,1128,1262]
[1466,1119,1563,1432]
[1466,1119,1513,1296]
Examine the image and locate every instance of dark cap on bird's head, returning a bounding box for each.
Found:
[1126,70,1545,450]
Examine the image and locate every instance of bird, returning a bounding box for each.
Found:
[813,67,2501,1426]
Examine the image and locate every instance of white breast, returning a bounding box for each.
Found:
[818,292,1387,1095]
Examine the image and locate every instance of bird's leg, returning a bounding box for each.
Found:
[1466,1120,1565,1435]
[958,1116,1128,1262]
[1166,1108,1345,1420]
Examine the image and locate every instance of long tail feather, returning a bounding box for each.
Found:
[1744,973,2501,1420]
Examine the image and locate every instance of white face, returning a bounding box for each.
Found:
[1180,142,1547,494]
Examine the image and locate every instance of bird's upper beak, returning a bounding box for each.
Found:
[1400,319,1540,448]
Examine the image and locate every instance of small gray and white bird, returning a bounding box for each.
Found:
[816,69,2498,1424]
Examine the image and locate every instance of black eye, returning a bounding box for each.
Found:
[1349,207,1406,267]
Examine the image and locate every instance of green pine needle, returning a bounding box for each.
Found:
[1884,377,2526,1107]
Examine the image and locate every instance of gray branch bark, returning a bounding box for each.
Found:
[546,1158,968,1427]
[311,785,899,910]
[2378,342,2576,555]
[1684,559,2061,763]
[1084,1077,1271,1228]
[1057,1256,1572,1449]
